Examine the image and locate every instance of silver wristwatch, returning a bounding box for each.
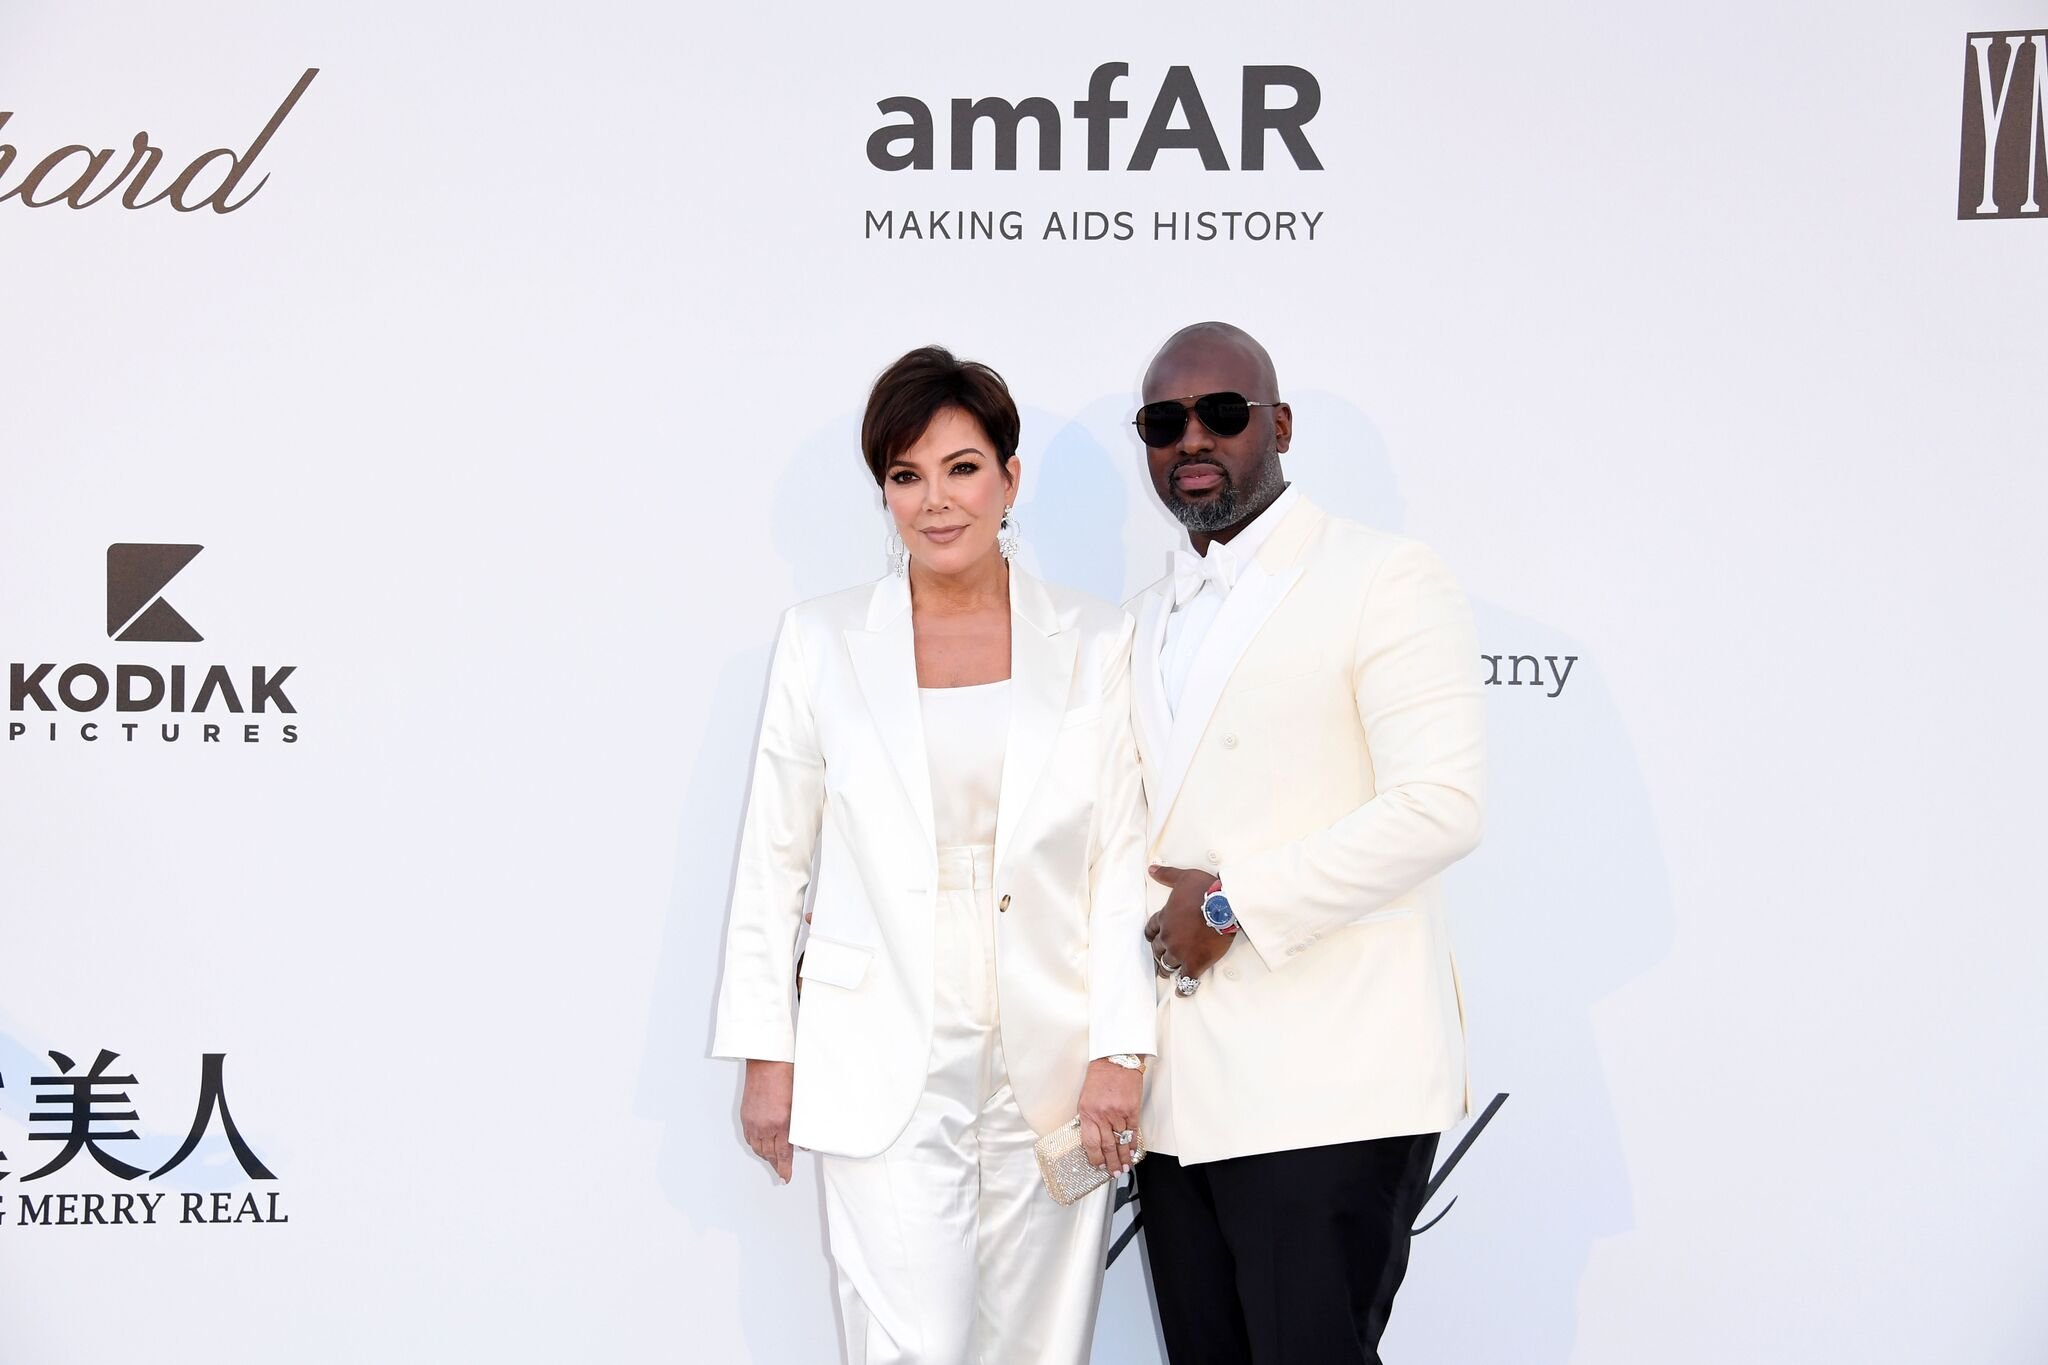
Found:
[1102,1053,1148,1073]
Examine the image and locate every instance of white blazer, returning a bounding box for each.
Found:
[1128,494,1486,1165]
[711,568,1158,1159]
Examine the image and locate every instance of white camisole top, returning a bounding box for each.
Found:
[917,680,1009,850]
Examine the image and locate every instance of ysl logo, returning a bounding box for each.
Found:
[1959,32,2047,218]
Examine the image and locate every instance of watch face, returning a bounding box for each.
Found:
[1202,893,1234,928]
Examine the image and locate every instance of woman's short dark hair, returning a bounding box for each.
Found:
[860,346,1020,486]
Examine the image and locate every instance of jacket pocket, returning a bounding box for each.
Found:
[799,935,873,990]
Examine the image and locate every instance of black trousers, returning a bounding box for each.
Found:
[1138,1133,1440,1365]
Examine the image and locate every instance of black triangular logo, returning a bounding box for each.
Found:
[116,597,203,643]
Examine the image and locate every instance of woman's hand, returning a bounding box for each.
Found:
[1076,1057,1145,1177]
[742,1059,796,1182]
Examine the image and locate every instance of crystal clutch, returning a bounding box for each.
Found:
[1032,1116,1145,1206]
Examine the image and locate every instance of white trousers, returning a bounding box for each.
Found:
[819,844,1112,1365]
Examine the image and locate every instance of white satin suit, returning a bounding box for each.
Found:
[712,567,1157,1365]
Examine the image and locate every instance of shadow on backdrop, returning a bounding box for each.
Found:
[1018,398,1138,602]
[633,408,872,1363]
[1282,388,1672,1365]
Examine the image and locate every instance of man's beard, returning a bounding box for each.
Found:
[1166,449,1287,533]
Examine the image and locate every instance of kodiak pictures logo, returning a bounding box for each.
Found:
[7,543,301,746]
[1960,31,2046,218]
[107,542,204,642]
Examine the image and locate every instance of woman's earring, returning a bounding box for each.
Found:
[997,507,1019,561]
[885,528,909,576]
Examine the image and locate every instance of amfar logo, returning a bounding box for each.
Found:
[107,543,203,642]
[8,543,300,746]
[1959,31,2047,217]
[867,63,1322,171]
[0,68,315,212]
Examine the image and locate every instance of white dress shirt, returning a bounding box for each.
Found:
[1159,486,1300,714]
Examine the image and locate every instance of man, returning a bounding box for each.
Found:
[1126,322,1485,1364]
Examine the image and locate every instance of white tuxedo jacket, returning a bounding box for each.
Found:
[711,569,1157,1159]
[1129,495,1485,1164]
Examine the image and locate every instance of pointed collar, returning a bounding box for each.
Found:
[1185,484,1302,578]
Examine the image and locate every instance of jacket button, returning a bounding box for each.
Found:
[1222,733,1238,749]
[998,894,1011,912]
[1224,967,1240,981]
[1206,850,1221,866]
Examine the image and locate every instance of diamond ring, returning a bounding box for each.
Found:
[1173,972,1200,998]
[1116,1129,1136,1145]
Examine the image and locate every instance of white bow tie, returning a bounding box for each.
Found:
[1172,547,1239,608]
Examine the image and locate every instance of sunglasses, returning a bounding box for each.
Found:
[1132,392,1283,448]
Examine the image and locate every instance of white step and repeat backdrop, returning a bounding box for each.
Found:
[3,3,2045,1361]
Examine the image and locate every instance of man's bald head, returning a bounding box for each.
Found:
[1143,321,1280,403]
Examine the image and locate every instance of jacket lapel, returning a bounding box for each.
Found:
[1131,583,1175,798]
[996,568,1077,875]
[1148,497,1323,841]
[844,574,935,848]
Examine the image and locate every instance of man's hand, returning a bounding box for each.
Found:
[1146,864,1232,984]
[741,1059,796,1182]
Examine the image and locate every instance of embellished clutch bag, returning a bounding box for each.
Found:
[1032,1116,1145,1206]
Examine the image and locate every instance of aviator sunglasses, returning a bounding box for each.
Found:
[1132,391,1283,448]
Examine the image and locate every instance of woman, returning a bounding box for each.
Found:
[711,346,1157,1364]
